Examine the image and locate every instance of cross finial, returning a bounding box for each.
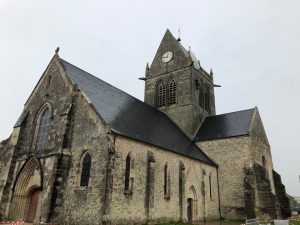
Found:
[55,47,60,54]
[177,28,181,42]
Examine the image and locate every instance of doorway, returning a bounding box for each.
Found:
[187,198,193,223]
[9,157,42,221]
[26,189,41,223]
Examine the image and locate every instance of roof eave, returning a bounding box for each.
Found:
[195,133,250,142]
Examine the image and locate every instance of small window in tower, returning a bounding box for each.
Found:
[157,81,166,107]
[168,79,177,105]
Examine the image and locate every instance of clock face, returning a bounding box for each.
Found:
[162,51,173,63]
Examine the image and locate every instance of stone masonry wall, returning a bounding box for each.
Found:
[0,56,76,223]
[249,109,276,194]
[198,136,253,219]
[144,30,215,138]
[56,90,112,225]
[0,56,112,225]
[273,170,291,219]
[110,135,220,225]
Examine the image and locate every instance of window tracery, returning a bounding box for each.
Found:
[168,79,177,105]
[157,81,166,107]
[35,108,51,153]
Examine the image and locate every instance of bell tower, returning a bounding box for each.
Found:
[143,29,216,138]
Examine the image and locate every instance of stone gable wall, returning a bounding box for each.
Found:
[55,91,111,225]
[0,58,75,222]
[198,136,252,219]
[0,58,112,224]
[249,110,275,194]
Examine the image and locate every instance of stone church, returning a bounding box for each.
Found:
[0,29,290,225]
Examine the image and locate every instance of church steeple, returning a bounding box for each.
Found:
[144,29,216,138]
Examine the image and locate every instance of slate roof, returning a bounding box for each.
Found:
[60,59,216,166]
[14,111,28,128]
[194,108,255,141]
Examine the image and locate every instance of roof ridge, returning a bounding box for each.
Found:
[207,108,255,118]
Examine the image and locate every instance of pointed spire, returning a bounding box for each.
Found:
[145,62,150,77]
[210,68,214,76]
[198,60,201,67]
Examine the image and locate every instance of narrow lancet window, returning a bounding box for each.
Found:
[209,174,212,199]
[125,154,131,191]
[157,81,166,107]
[164,163,170,198]
[80,153,91,187]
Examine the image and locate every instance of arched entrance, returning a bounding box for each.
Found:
[187,185,198,223]
[9,157,42,222]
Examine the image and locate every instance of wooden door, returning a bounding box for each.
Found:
[187,198,193,223]
[26,189,41,223]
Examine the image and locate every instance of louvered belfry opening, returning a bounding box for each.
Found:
[157,82,166,107]
[168,79,177,105]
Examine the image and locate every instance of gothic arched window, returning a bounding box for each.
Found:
[157,81,166,107]
[35,108,51,153]
[168,79,177,105]
[124,154,131,192]
[80,153,91,187]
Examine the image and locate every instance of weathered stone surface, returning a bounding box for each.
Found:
[198,108,287,220]
[144,30,215,138]
[110,136,220,225]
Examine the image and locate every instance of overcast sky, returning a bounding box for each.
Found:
[0,0,299,196]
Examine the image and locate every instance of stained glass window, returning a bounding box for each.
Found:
[35,109,51,153]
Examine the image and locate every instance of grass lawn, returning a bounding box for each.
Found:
[290,221,300,225]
